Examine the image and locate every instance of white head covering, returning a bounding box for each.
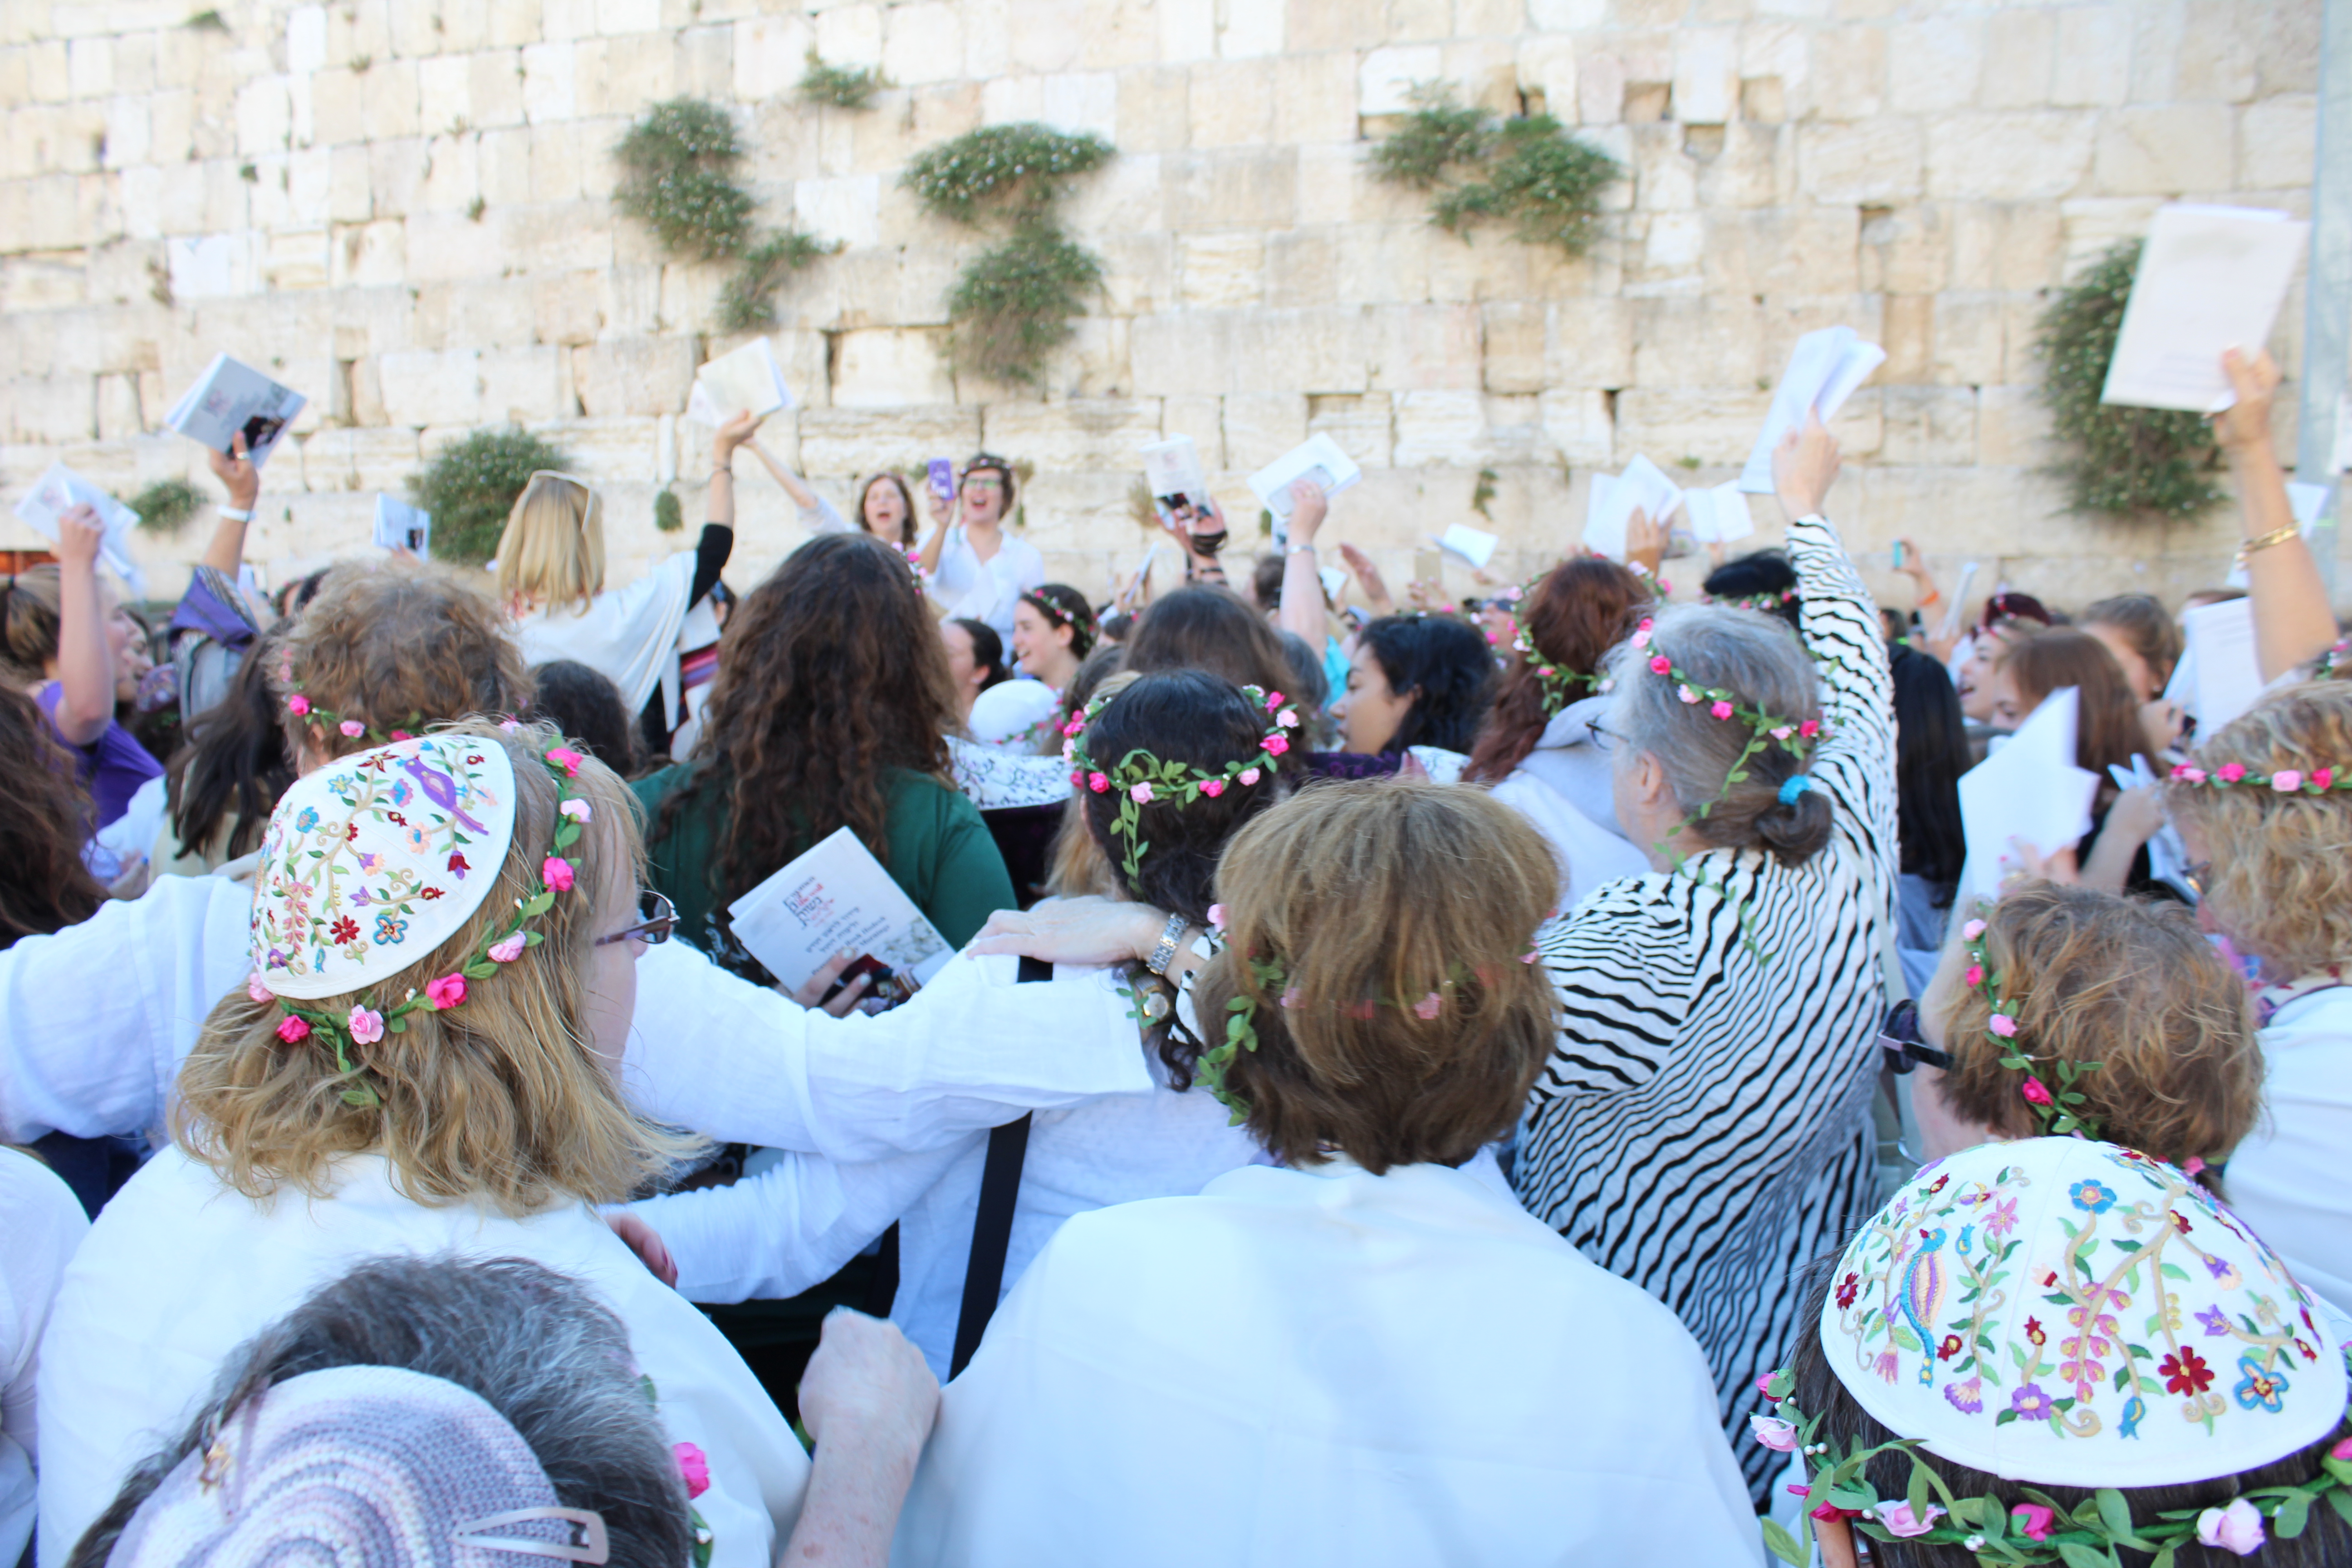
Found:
[250,734,518,1000]
[1818,1137,2347,1488]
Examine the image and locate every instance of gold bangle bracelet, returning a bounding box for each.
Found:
[2234,521,2301,566]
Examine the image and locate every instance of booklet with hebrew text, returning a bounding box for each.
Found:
[726,826,953,1008]
[13,463,143,592]
[688,337,796,426]
[162,353,305,468]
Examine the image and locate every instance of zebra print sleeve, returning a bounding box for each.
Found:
[1787,514,1898,873]
[1528,874,1699,1098]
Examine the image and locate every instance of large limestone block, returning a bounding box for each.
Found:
[1162,148,1298,230]
[981,398,1162,470]
[1879,385,1978,466]
[1629,297,1762,389]
[2239,95,2316,191]
[479,345,567,423]
[1176,231,1265,309]
[1615,387,1771,466]
[5,376,96,443]
[1979,9,2054,111]
[302,426,424,494]
[795,175,882,249]
[1367,304,1482,392]
[1129,307,1371,397]
[1482,301,1545,395]
[880,5,960,85]
[1307,391,1392,468]
[832,328,954,409]
[1538,388,1614,469]
[1361,46,1446,111]
[525,415,657,485]
[1190,59,1274,147]
[798,405,979,479]
[1014,470,1138,555]
[2049,5,2132,109]
[1926,112,2095,201]
[570,337,693,418]
[1220,391,1307,470]
[1975,384,2054,467]
[1796,118,1922,205]
[330,220,405,289]
[492,201,616,274]
[1392,389,1490,467]
[2092,104,2233,196]
[378,348,484,426]
[166,231,257,299]
[1274,49,1356,144]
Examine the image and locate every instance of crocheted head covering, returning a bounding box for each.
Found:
[1819,1137,2344,1489]
[250,732,518,1001]
[108,1364,608,1567]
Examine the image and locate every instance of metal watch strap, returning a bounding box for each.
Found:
[1144,911,1188,975]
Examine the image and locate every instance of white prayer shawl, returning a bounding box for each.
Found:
[894,1160,1764,1568]
[36,1149,807,1568]
[2228,985,2352,1316]
[511,549,697,717]
[0,1150,86,1568]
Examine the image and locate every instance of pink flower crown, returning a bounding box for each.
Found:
[1063,683,1299,889]
[1957,908,2105,1142]
[1601,616,1823,821]
[2169,761,2344,794]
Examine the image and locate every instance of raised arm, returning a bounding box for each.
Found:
[47,506,114,746]
[199,431,260,577]
[1277,480,1328,648]
[1775,416,1893,769]
[2214,349,2337,680]
[741,435,820,512]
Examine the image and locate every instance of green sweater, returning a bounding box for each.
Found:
[632,762,1017,982]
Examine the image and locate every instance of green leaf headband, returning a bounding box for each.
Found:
[1503,567,1671,720]
[1960,906,2108,1143]
[1755,1365,2352,1567]
[1600,615,1823,823]
[1062,683,1299,890]
[251,732,593,1109]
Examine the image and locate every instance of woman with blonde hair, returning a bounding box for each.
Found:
[36,720,811,1566]
[2164,679,2352,1316]
[500,415,752,735]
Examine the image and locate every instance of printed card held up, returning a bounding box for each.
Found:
[1583,455,1682,561]
[2100,206,2308,414]
[689,337,796,426]
[162,353,305,468]
[373,494,431,557]
[726,826,954,1012]
[1739,328,1885,494]
[1247,433,1362,519]
[14,463,144,593]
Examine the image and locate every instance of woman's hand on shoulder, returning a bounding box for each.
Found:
[603,1210,679,1288]
[967,896,1168,966]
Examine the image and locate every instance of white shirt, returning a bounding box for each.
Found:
[631,1029,1264,1379]
[0,1150,85,1568]
[926,527,1043,638]
[37,1149,803,1568]
[511,550,697,716]
[1483,700,1651,913]
[0,875,1148,1164]
[893,1159,1764,1567]
[2228,986,2352,1316]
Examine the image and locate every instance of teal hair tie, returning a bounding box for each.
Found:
[1777,774,1814,805]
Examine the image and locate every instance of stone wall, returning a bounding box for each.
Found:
[0,0,2333,617]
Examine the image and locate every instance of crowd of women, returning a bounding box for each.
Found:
[1,342,2349,1568]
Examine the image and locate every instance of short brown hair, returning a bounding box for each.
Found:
[175,720,696,1217]
[276,558,533,762]
[2080,593,2182,692]
[1996,627,2149,778]
[1935,882,2259,1167]
[1465,557,1654,782]
[2166,681,2352,977]
[1,564,64,677]
[1196,779,1559,1173]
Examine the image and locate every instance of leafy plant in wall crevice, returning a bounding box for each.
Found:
[2035,240,2225,519]
[902,123,1115,389]
[407,427,571,568]
[1371,84,1622,257]
[612,98,836,333]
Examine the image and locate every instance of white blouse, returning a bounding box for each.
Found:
[0,1150,85,1568]
[511,550,697,716]
[2228,985,2352,1317]
[926,527,1044,638]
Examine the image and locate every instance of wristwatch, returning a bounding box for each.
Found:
[1143,912,1190,976]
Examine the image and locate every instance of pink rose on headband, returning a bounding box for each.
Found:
[1276,709,1298,729]
[488,932,527,963]
[1239,767,1261,786]
[1413,992,1443,1020]
[1130,781,1155,804]
[248,971,272,1004]
[2315,768,2336,790]
[543,856,575,892]
[286,694,310,715]
[1265,691,1284,710]
[1989,1014,2018,1038]
[2020,1076,2052,1107]
[1678,684,1699,704]
[1709,700,1734,720]
[2273,770,2304,792]
[1961,918,1985,940]
[2009,1505,2055,1542]
[1631,621,1654,649]
[1873,1502,1945,1538]
[546,747,585,778]
[275,1014,310,1044]
[1088,772,1110,794]
[1799,719,1821,739]
[2216,763,2247,782]
[2197,1499,2264,1556]
[1747,1415,1799,1452]
[1206,905,1225,929]
[347,1005,384,1045]
[1648,654,1671,674]
[1200,779,1225,797]
[2172,764,2207,782]
[1963,964,1984,987]
[426,974,467,1010]
[1265,734,1290,755]
[339,719,365,737]
[559,799,592,822]
[675,1441,710,1500]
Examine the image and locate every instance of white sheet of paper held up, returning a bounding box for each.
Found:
[2099,205,2308,414]
[1958,686,2100,902]
[2181,596,2264,733]
[1247,432,1362,519]
[689,337,795,425]
[1681,481,1755,545]
[13,463,144,593]
[1739,327,1886,494]
[162,353,306,468]
[1583,455,1682,560]
[1437,521,1498,568]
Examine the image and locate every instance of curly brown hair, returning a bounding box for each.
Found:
[0,686,107,945]
[275,559,534,763]
[675,532,957,906]
[1934,882,2259,1169]
[1465,557,1655,782]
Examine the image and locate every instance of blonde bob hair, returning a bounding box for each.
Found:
[1195,779,1560,1173]
[174,719,696,1217]
[494,472,605,614]
[1935,882,2260,1171]
[2166,681,2352,980]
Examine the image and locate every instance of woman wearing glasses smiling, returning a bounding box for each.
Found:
[914,454,1044,640]
[497,413,754,740]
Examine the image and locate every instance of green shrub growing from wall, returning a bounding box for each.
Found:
[903,124,1115,388]
[800,52,883,110]
[1372,85,1620,257]
[2036,241,2226,519]
[408,427,570,568]
[124,477,207,535]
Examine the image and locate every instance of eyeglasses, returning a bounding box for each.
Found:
[1877,999,1953,1075]
[2180,860,2211,900]
[1584,719,1625,754]
[524,470,596,491]
[960,476,1006,494]
[595,890,676,948]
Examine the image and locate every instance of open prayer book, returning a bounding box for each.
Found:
[1681,481,1754,546]
[2100,206,2308,414]
[1247,433,1362,521]
[373,494,431,556]
[1139,435,1215,526]
[14,463,144,593]
[163,353,305,468]
[688,337,796,426]
[726,826,954,1013]
[1739,328,1885,494]
[1583,455,1681,561]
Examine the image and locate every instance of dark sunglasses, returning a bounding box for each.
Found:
[594,890,677,948]
[1877,999,1953,1075]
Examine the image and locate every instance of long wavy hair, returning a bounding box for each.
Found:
[1465,558,1654,782]
[1888,644,1968,892]
[671,533,956,906]
[168,628,299,865]
[0,686,107,946]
